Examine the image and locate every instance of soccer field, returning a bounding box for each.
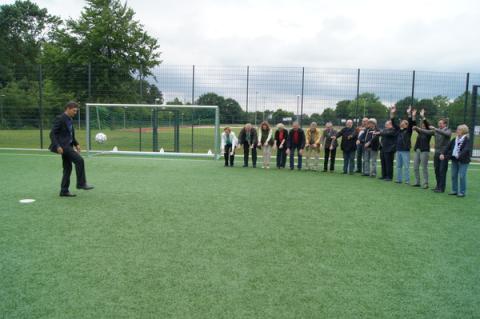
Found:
[1,150,479,318]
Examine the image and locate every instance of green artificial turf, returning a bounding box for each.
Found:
[1,150,479,318]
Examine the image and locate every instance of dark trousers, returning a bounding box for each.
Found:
[434,153,448,191]
[276,147,287,168]
[224,144,235,166]
[343,150,355,173]
[289,145,303,169]
[324,147,336,171]
[61,147,86,193]
[243,143,257,167]
[380,151,395,180]
[356,144,364,172]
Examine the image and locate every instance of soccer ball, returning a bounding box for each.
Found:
[95,132,107,144]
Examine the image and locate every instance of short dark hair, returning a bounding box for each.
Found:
[439,118,448,125]
[65,101,79,110]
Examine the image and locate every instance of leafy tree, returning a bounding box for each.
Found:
[335,100,351,120]
[394,96,418,118]
[0,0,60,85]
[42,0,161,102]
[271,108,295,124]
[415,99,437,118]
[432,95,450,117]
[320,108,336,124]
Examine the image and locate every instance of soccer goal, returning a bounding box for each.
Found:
[85,103,220,158]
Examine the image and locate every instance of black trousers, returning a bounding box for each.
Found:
[224,144,235,166]
[61,147,86,193]
[276,147,287,168]
[433,153,448,191]
[380,151,395,180]
[356,144,364,172]
[243,143,257,167]
[324,147,336,171]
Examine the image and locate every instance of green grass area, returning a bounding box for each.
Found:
[1,150,479,318]
[1,127,480,156]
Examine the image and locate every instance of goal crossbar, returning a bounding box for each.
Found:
[85,103,220,159]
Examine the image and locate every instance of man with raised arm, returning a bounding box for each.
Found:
[411,109,433,188]
[374,106,398,181]
[393,106,416,184]
[415,115,452,193]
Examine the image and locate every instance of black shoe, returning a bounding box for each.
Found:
[60,192,76,197]
[323,169,327,172]
[243,164,248,167]
[384,178,392,182]
[355,170,362,173]
[395,181,402,184]
[412,184,421,187]
[252,165,256,168]
[77,185,94,190]
[448,192,458,196]
[433,189,444,193]
[378,177,385,180]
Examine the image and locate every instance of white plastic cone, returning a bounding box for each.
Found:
[112,146,118,152]
[160,148,165,153]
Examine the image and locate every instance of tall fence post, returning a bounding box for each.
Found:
[470,85,477,146]
[300,67,305,127]
[38,64,44,149]
[464,72,470,123]
[355,68,360,125]
[411,70,416,107]
[191,65,195,153]
[87,64,92,151]
[246,66,250,113]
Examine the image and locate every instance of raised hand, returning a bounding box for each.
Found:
[412,109,417,117]
[420,109,425,118]
[390,105,396,113]
[406,105,412,114]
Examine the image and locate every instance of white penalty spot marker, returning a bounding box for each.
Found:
[19,199,36,204]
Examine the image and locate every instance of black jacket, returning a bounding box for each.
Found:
[274,128,289,147]
[379,126,398,153]
[238,127,258,145]
[336,126,357,152]
[287,128,306,149]
[394,116,415,152]
[49,113,78,153]
[364,128,380,151]
[413,120,432,152]
[445,136,472,164]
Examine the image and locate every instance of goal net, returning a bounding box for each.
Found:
[85,103,220,158]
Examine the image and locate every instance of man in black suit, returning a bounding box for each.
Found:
[49,102,94,197]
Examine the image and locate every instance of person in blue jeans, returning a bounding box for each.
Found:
[287,121,305,170]
[392,106,416,184]
[333,119,357,174]
[442,124,472,198]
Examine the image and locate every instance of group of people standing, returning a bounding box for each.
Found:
[221,105,473,197]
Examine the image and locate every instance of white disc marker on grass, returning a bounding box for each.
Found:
[19,199,36,204]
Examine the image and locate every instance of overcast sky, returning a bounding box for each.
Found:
[5,0,480,72]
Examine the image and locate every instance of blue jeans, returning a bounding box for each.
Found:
[343,150,355,174]
[289,145,303,169]
[451,161,469,195]
[396,151,410,183]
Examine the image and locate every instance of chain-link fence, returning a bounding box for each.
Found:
[0,64,478,153]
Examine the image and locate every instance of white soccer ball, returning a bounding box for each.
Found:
[95,132,107,144]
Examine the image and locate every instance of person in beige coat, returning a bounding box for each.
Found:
[305,122,321,170]
[257,121,274,169]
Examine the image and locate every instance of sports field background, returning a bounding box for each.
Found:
[1,127,480,156]
[1,150,479,318]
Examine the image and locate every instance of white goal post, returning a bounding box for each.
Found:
[85,103,220,159]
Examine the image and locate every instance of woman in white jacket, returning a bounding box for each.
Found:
[221,127,238,167]
[257,121,274,169]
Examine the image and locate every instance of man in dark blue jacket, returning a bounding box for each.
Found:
[333,119,357,174]
[49,102,94,197]
[287,121,306,170]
